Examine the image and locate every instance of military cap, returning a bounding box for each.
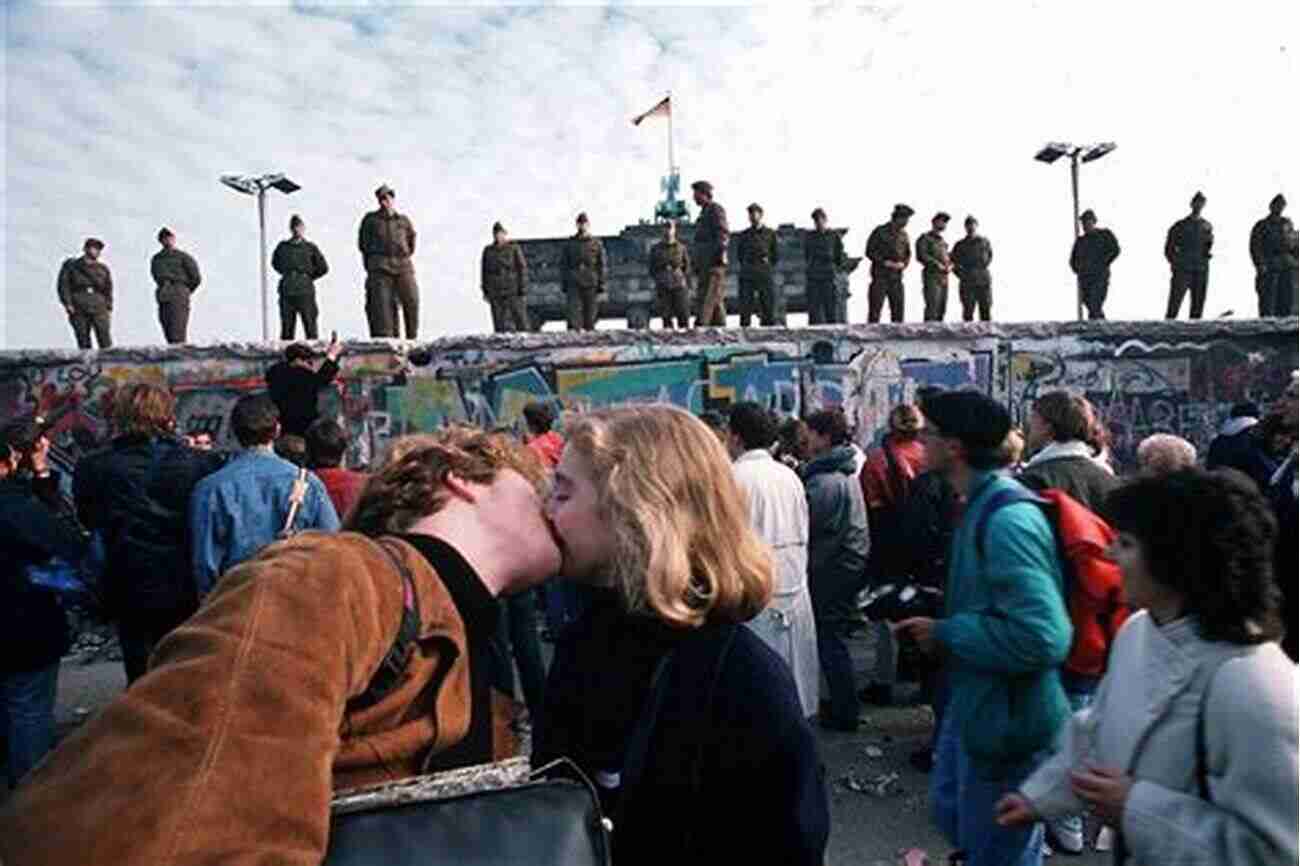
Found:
[891,203,914,218]
[811,207,827,221]
[1271,193,1287,208]
[289,214,304,229]
[83,237,105,250]
[964,215,978,226]
[933,211,951,223]
[1080,209,1098,222]
[747,203,764,214]
[157,227,174,242]
[691,180,714,195]
[492,221,506,234]
[375,184,395,198]
[1190,191,1206,205]
[576,212,589,224]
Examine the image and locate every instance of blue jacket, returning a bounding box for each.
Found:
[932,471,1072,775]
[189,449,339,595]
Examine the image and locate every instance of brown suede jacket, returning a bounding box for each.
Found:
[0,532,518,866]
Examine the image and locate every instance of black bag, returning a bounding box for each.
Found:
[324,758,611,866]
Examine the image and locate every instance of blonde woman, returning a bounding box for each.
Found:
[533,405,829,866]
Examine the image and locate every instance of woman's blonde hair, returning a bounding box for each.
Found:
[565,405,773,627]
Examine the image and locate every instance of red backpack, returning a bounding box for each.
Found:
[975,486,1131,677]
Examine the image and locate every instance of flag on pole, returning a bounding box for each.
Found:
[631,96,671,126]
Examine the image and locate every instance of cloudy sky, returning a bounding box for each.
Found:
[3,0,1296,350]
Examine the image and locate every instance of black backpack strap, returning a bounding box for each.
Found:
[348,538,422,711]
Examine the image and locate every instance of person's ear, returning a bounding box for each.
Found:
[443,472,479,504]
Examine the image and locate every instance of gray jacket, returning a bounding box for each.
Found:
[801,445,869,611]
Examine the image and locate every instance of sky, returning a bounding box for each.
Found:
[3,0,1297,350]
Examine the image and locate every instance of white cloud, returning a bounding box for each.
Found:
[3,0,1297,350]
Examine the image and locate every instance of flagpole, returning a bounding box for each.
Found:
[666,91,674,175]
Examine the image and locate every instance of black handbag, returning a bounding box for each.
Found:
[324,757,611,865]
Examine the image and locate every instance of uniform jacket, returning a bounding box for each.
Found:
[1165,215,1213,272]
[265,358,340,437]
[865,222,911,279]
[1019,440,1119,514]
[74,434,226,618]
[1070,228,1121,277]
[0,532,520,866]
[1249,215,1300,271]
[950,235,993,286]
[648,240,692,292]
[1019,613,1298,866]
[57,255,113,307]
[915,230,951,276]
[189,449,340,595]
[732,448,820,718]
[803,229,847,280]
[561,233,607,292]
[271,237,329,296]
[736,225,780,276]
[480,241,529,295]
[358,209,417,274]
[692,201,731,270]
[800,445,870,613]
[151,247,202,292]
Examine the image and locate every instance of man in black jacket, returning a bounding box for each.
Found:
[74,383,225,683]
[264,336,343,438]
[0,434,86,788]
[1206,402,1277,490]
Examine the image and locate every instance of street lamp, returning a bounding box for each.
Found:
[1034,141,1117,321]
[220,172,302,341]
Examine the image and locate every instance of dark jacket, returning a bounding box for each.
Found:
[898,469,960,590]
[271,237,329,296]
[74,434,226,619]
[803,229,847,281]
[1206,426,1278,491]
[950,235,993,286]
[1018,450,1118,514]
[801,445,870,613]
[358,209,417,274]
[265,358,340,437]
[1165,215,1213,272]
[57,255,114,307]
[560,234,607,292]
[865,222,910,279]
[150,248,201,292]
[534,590,828,866]
[1250,215,1299,272]
[736,225,779,277]
[480,241,529,295]
[1069,229,1120,278]
[0,477,86,673]
[692,202,731,271]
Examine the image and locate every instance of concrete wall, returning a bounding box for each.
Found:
[1,319,1295,480]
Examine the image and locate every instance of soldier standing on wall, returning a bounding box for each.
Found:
[57,237,113,349]
[151,227,202,345]
[271,215,329,340]
[916,212,953,322]
[1250,194,1299,317]
[560,213,606,331]
[480,221,530,333]
[1069,209,1121,320]
[358,184,419,339]
[865,204,913,323]
[804,207,848,325]
[691,180,731,328]
[950,215,993,322]
[1164,191,1213,320]
[648,220,693,329]
[736,203,781,327]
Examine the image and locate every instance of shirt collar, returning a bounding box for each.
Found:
[735,448,773,464]
[398,534,499,638]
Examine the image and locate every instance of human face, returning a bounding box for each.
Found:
[545,447,617,584]
[85,245,102,261]
[493,230,507,245]
[965,222,977,238]
[378,193,395,212]
[1279,383,1299,428]
[748,210,762,228]
[1107,531,1178,617]
[292,223,305,239]
[162,234,176,249]
[478,468,562,585]
[814,215,827,231]
[665,222,677,243]
[1026,409,1053,453]
[918,424,955,475]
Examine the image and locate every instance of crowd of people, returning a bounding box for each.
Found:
[0,355,1298,864]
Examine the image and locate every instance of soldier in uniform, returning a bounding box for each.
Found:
[357,184,419,339]
[647,220,693,329]
[560,213,606,330]
[1250,194,1299,317]
[804,208,848,325]
[1069,209,1121,320]
[1164,191,1213,320]
[480,221,530,333]
[916,212,953,321]
[736,203,781,327]
[151,227,202,344]
[950,215,993,322]
[271,215,329,340]
[690,180,730,328]
[57,237,113,349]
[865,204,913,323]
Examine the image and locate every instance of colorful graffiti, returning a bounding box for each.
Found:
[2,321,1294,478]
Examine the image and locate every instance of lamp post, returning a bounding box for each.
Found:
[1034,142,1116,321]
[220,173,302,341]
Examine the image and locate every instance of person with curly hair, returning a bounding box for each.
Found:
[998,469,1298,865]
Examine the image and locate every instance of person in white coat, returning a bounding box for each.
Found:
[997,468,1298,865]
[727,402,820,718]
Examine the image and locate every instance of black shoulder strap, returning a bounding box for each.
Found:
[348,538,422,711]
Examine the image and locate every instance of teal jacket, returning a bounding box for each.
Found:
[933,471,1072,776]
